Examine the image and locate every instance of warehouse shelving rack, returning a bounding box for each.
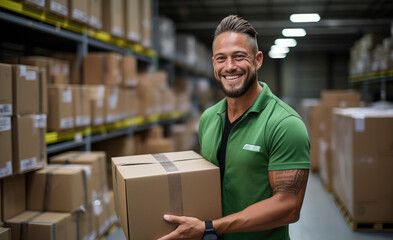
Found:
[0,0,191,155]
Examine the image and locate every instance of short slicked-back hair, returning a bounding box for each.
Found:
[213,15,259,53]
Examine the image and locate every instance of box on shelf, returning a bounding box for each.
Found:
[140,0,152,48]
[92,192,117,237]
[83,53,122,86]
[0,64,12,116]
[26,165,94,212]
[12,114,46,174]
[15,0,46,9]
[1,174,26,221]
[121,55,138,87]
[5,211,76,240]
[69,0,89,24]
[121,88,138,119]
[49,151,108,199]
[124,0,141,42]
[88,85,105,126]
[143,138,174,154]
[0,117,12,179]
[12,65,40,115]
[331,108,393,223]
[136,73,154,117]
[46,0,68,18]
[308,104,323,172]
[71,85,91,128]
[47,84,74,131]
[102,0,125,38]
[112,151,222,240]
[159,16,176,60]
[88,0,102,29]
[104,86,121,123]
[52,54,80,84]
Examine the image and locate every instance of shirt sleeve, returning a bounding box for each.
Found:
[267,116,310,171]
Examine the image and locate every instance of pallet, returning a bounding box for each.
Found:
[96,222,121,240]
[334,195,393,232]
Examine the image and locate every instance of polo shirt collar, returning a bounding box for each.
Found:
[216,81,272,117]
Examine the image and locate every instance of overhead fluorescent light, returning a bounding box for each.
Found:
[271,45,290,54]
[268,51,286,59]
[290,13,320,23]
[282,28,306,37]
[275,38,297,47]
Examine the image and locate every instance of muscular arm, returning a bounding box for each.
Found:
[158,169,309,239]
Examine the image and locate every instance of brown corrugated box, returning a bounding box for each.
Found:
[12,115,46,174]
[52,54,80,84]
[88,0,102,29]
[0,117,12,179]
[26,165,93,212]
[46,0,68,17]
[307,104,323,172]
[5,211,76,240]
[47,84,74,131]
[93,192,117,237]
[0,64,12,116]
[124,0,141,42]
[1,174,26,221]
[20,56,69,85]
[69,0,89,24]
[136,73,154,117]
[12,65,40,115]
[121,55,138,87]
[102,0,125,38]
[15,0,45,9]
[83,53,122,86]
[112,151,222,240]
[0,227,10,240]
[71,85,91,128]
[331,108,393,223]
[88,85,105,126]
[121,88,138,119]
[318,90,361,188]
[140,0,152,48]
[104,86,121,123]
[49,151,108,199]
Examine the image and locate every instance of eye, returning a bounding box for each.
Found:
[234,55,245,60]
[215,56,226,63]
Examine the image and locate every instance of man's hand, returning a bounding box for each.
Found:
[157,215,205,240]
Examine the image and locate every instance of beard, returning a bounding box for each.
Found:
[217,68,257,98]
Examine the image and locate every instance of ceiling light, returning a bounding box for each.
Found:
[290,13,320,23]
[271,45,290,54]
[282,28,306,37]
[268,51,286,59]
[275,38,297,47]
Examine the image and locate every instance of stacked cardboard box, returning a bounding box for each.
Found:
[331,108,393,223]
[46,0,68,18]
[88,0,103,30]
[111,151,222,239]
[102,0,125,38]
[317,90,361,189]
[124,0,141,42]
[69,0,89,24]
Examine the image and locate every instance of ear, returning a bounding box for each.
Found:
[256,51,263,69]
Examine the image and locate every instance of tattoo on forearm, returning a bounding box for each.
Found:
[273,170,308,195]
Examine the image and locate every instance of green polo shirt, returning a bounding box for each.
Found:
[198,82,310,240]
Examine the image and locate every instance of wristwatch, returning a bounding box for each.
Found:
[202,221,218,240]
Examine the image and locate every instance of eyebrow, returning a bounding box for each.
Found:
[213,51,249,58]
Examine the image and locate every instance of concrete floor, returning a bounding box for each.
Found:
[106,172,393,240]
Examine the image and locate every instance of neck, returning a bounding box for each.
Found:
[226,81,262,123]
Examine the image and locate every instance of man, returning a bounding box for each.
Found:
[158,15,310,240]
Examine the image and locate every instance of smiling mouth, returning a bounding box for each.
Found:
[224,75,241,80]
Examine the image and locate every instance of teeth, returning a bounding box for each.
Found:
[225,75,240,80]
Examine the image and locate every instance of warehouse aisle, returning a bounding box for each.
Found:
[106,172,393,240]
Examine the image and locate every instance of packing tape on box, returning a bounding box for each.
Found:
[152,153,184,216]
[13,212,45,240]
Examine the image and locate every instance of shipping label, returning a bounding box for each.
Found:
[51,2,68,16]
[20,157,37,172]
[63,88,72,103]
[34,114,47,128]
[73,9,88,23]
[60,117,74,129]
[0,117,11,132]
[0,104,12,116]
[33,0,45,7]
[0,161,12,178]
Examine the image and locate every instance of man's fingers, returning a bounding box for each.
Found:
[163,214,182,223]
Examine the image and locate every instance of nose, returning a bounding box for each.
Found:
[224,57,237,72]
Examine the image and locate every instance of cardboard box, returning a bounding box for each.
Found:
[83,53,122,86]
[93,192,117,237]
[47,84,74,131]
[88,85,105,126]
[0,228,10,240]
[140,0,152,48]
[143,138,174,154]
[5,211,76,240]
[20,56,69,85]
[121,55,138,87]
[49,151,108,199]
[88,0,102,29]
[0,64,12,116]
[0,117,13,179]
[15,0,45,9]
[308,104,323,172]
[331,108,393,222]
[12,114,46,174]
[71,85,91,128]
[104,86,121,123]
[46,0,68,17]
[26,165,93,212]
[52,54,80,84]
[12,65,40,115]
[112,151,222,239]
[136,73,154,117]
[1,174,26,221]
[102,0,125,38]
[124,0,141,42]
[121,88,138,119]
[69,0,89,23]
